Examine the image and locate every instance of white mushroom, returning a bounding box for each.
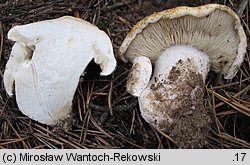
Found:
[119,4,247,144]
[4,16,117,125]
[126,56,152,97]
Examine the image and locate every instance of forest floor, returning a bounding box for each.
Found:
[0,0,250,148]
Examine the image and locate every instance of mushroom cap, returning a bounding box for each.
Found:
[4,16,116,125]
[119,4,247,79]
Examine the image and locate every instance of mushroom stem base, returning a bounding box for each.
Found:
[139,45,211,148]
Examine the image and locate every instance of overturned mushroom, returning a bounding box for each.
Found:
[119,4,247,148]
[4,16,116,125]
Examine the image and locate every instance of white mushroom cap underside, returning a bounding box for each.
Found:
[119,4,247,79]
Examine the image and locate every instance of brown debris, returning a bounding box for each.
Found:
[0,0,249,149]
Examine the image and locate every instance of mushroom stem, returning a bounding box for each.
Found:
[126,56,152,97]
[138,44,210,131]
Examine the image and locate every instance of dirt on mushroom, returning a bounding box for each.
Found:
[0,0,249,149]
[147,59,212,148]
[168,62,212,148]
[171,106,212,148]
